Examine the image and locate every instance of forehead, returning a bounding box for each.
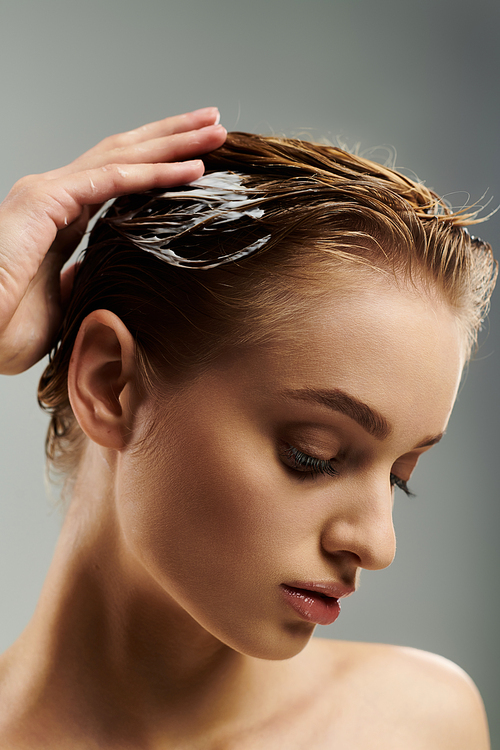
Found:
[217,272,465,449]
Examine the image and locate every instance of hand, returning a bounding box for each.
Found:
[0,107,226,375]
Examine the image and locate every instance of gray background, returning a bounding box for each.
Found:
[0,0,499,743]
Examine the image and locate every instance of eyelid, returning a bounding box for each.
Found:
[279,442,339,479]
[390,473,415,497]
[391,452,423,497]
[277,423,343,458]
[279,433,418,495]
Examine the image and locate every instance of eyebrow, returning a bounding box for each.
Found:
[414,433,444,449]
[282,388,446,448]
[282,388,392,440]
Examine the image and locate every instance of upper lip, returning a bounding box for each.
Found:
[283,581,355,600]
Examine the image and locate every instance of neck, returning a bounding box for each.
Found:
[0,443,306,744]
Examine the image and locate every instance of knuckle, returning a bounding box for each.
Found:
[102,163,129,183]
[106,131,135,150]
[16,182,47,207]
[11,173,40,194]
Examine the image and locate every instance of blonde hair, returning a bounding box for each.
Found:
[38,132,497,483]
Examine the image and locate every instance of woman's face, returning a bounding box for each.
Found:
[116,273,464,660]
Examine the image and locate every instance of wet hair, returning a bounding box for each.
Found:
[38,132,497,482]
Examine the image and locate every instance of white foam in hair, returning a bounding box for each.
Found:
[107,171,272,269]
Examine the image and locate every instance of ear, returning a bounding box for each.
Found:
[68,309,140,450]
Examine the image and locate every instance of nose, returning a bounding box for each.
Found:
[320,475,396,571]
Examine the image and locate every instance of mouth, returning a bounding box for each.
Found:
[280,583,351,626]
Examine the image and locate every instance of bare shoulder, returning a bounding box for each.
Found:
[310,638,490,749]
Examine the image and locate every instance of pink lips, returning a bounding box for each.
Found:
[280,582,354,626]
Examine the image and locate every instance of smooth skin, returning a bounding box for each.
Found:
[0,115,490,748]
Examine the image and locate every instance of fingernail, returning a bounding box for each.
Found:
[198,124,226,136]
[192,106,220,124]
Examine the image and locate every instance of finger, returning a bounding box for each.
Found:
[48,208,89,259]
[40,159,207,230]
[0,158,205,291]
[96,106,221,149]
[53,123,226,178]
[84,125,227,171]
[72,107,221,162]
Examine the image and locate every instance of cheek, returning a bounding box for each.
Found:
[113,427,319,659]
[115,425,292,599]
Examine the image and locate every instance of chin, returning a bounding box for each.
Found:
[223,620,316,662]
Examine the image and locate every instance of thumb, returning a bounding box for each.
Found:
[48,206,90,267]
[60,262,79,310]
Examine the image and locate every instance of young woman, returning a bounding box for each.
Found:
[0,108,495,748]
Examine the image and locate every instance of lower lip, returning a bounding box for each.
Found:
[280,584,341,626]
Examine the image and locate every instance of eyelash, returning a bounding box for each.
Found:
[390,474,415,498]
[282,444,339,479]
[281,443,415,496]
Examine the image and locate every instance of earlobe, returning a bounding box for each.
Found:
[68,310,138,450]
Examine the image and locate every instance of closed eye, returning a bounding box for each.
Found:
[279,443,339,480]
[390,473,415,497]
[280,442,415,496]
